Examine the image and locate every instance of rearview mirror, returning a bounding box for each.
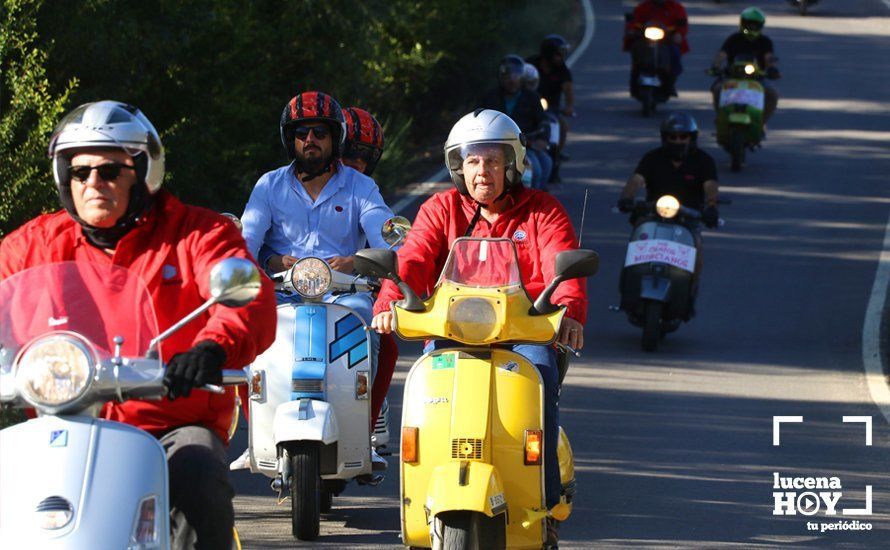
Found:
[210,258,262,307]
[532,249,599,315]
[381,216,411,247]
[354,249,424,312]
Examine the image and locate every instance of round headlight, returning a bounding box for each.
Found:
[17,334,94,410]
[447,297,498,343]
[744,64,756,75]
[655,195,680,219]
[644,27,665,41]
[291,257,332,298]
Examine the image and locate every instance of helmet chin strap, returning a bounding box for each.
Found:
[294,155,336,183]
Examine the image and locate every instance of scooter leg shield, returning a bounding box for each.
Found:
[426,461,507,520]
[640,274,671,302]
[273,398,339,446]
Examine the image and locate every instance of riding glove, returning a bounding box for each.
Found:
[617,197,635,213]
[164,340,227,400]
[702,206,720,229]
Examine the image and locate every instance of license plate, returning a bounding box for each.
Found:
[719,87,764,110]
[639,75,661,87]
[729,112,752,124]
[625,239,696,273]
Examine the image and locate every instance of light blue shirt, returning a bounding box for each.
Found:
[241,162,394,263]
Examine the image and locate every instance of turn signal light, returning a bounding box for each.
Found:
[402,427,419,463]
[524,429,543,465]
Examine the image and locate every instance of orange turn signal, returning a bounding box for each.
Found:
[524,429,543,465]
[402,427,419,463]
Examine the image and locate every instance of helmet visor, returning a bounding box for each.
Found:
[343,143,382,166]
[449,142,516,174]
[741,19,764,33]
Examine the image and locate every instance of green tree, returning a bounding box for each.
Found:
[0,0,77,237]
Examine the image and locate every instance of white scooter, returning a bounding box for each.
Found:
[0,257,260,549]
[243,217,409,541]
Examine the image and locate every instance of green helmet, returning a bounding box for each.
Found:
[740,7,765,39]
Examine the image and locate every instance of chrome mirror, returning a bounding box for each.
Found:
[381,216,412,247]
[210,258,262,307]
[221,212,243,232]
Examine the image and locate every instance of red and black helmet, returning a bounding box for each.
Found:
[279,91,347,159]
[342,107,385,176]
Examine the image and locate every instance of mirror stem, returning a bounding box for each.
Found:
[147,297,217,355]
[531,276,564,315]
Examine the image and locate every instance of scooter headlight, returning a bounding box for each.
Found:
[35,495,74,530]
[744,64,756,75]
[644,26,665,41]
[291,257,332,298]
[16,334,94,411]
[540,97,549,111]
[655,195,681,219]
[446,297,499,343]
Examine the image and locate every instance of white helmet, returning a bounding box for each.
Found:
[521,63,540,91]
[444,109,526,195]
[48,101,165,193]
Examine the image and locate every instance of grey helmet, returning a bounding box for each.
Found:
[521,63,540,91]
[444,109,527,196]
[48,100,165,192]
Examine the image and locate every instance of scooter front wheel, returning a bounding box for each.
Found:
[642,301,663,352]
[289,443,321,540]
[433,511,506,550]
[730,129,745,172]
[641,88,655,117]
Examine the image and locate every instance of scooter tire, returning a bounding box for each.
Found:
[641,88,655,117]
[642,301,662,352]
[799,2,808,15]
[289,443,321,540]
[730,129,745,172]
[434,511,506,550]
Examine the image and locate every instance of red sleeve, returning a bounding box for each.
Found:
[536,196,588,324]
[0,231,26,280]
[373,195,447,316]
[188,213,277,368]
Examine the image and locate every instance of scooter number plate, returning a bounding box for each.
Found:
[625,239,696,273]
[719,87,764,110]
[638,75,661,87]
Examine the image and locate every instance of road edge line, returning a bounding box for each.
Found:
[862,209,890,424]
[393,0,596,215]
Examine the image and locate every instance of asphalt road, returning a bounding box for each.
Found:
[229,1,890,547]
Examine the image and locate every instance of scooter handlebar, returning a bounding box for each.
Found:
[202,368,248,394]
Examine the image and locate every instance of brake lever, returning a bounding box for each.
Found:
[556,342,581,358]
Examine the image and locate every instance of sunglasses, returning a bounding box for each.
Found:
[292,125,331,141]
[69,163,136,183]
[343,143,382,164]
[666,134,691,142]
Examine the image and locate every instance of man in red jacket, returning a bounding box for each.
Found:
[0,101,276,549]
[370,109,587,545]
[624,0,690,95]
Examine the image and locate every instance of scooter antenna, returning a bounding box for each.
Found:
[578,188,590,248]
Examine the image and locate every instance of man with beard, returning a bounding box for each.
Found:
[240,91,394,469]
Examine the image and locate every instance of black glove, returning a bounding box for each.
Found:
[702,206,719,229]
[163,340,227,400]
[617,197,635,213]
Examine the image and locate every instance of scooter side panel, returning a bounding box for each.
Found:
[0,416,168,548]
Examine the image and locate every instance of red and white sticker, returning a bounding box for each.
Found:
[625,239,696,273]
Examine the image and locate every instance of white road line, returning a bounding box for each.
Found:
[862,209,890,424]
[393,0,596,215]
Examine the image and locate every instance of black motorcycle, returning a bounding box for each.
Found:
[617,196,711,351]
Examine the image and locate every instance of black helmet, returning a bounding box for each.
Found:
[660,112,699,147]
[540,34,570,59]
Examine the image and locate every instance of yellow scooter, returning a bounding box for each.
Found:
[355,238,598,549]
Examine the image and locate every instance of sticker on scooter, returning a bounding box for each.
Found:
[424,397,449,405]
[719,87,764,110]
[329,314,368,368]
[489,493,506,511]
[49,429,68,447]
[432,354,455,370]
[625,239,696,272]
[498,361,519,373]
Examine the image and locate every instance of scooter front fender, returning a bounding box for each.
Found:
[640,274,671,302]
[426,461,507,520]
[273,398,338,446]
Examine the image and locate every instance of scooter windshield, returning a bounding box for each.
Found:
[0,262,159,369]
[438,238,522,289]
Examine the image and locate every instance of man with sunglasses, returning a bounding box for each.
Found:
[0,100,277,549]
[240,91,395,470]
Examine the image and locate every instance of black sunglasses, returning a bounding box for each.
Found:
[69,163,136,183]
[343,143,382,164]
[293,125,331,141]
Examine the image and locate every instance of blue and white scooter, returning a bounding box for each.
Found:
[0,257,259,549]
[244,217,409,541]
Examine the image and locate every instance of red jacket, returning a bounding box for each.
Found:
[373,187,587,323]
[624,0,690,54]
[0,191,277,442]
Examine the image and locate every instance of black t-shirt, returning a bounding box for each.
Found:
[634,147,718,210]
[526,54,572,110]
[721,32,774,69]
